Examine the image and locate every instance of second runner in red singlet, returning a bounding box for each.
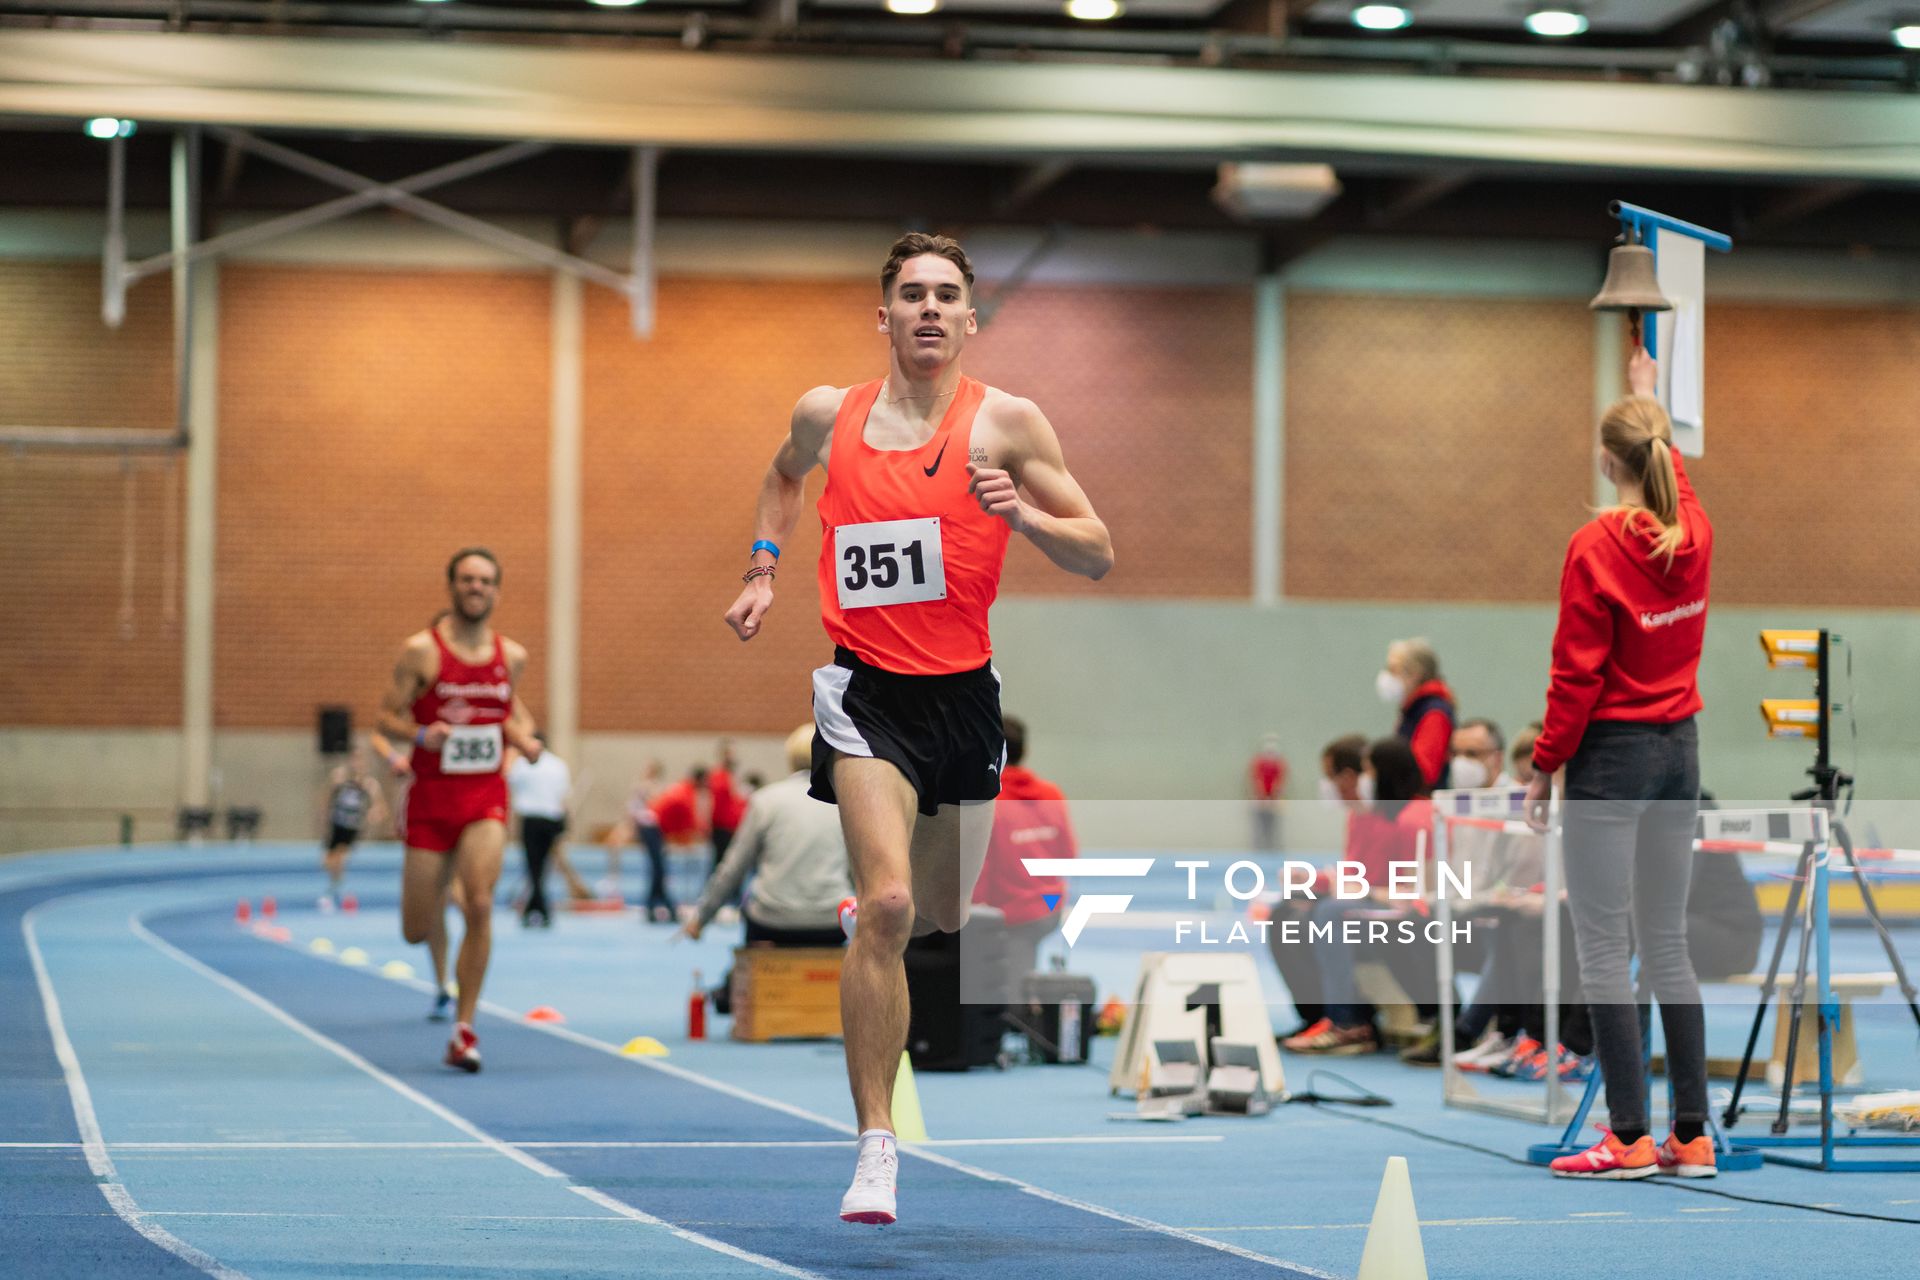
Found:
[406,627,515,852]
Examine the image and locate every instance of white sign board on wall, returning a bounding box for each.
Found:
[1653,228,1706,458]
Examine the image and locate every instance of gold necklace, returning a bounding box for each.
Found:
[882,379,957,405]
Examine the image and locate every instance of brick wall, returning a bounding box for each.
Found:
[0,261,182,726]
[10,256,1919,735]
[0,261,176,429]
[214,266,552,731]
[965,286,1254,599]
[1697,303,1920,606]
[1284,292,1595,602]
[579,279,1254,733]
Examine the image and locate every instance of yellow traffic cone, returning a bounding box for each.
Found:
[1357,1156,1428,1280]
[891,1051,929,1143]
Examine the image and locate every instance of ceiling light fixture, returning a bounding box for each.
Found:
[886,0,941,12]
[1351,5,1412,31]
[1894,23,1920,49]
[85,118,135,139]
[1524,8,1589,36]
[1065,0,1123,19]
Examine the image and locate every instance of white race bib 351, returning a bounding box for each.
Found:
[441,724,503,775]
[834,517,946,610]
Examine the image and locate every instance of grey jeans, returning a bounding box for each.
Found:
[1561,718,1706,1133]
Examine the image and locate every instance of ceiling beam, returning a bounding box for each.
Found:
[993,160,1074,217]
[6,32,1920,183]
[1210,0,1319,39]
[1364,169,1474,229]
[1741,179,1866,233]
[1759,0,1857,30]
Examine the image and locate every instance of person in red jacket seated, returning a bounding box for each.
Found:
[1379,638,1456,790]
[1526,347,1716,1182]
[969,715,1077,1000]
[1282,737,1434,1057]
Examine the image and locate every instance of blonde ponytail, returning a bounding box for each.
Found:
[1597,395,1686,566]
[1641,437,1684,564]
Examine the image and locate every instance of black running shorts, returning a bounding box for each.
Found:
[810,646,1004,817]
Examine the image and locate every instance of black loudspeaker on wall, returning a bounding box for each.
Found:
[318,706,352,755]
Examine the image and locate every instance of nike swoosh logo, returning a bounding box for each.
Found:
[923,439,949,477]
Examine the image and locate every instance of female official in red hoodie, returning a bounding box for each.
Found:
[1526,349,1716,1181]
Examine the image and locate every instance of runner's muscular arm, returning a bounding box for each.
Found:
[724,385,841,641]
[967,398,1113,581]
[377,634,445,751]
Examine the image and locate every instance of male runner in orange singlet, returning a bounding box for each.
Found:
[724,233,1113,1224]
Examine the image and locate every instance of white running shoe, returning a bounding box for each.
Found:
[1456,1032,1516,1073]
[839,1130,897,1225]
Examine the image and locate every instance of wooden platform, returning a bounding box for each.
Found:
[1721,971,1894,1087]
[728,946,845,1042]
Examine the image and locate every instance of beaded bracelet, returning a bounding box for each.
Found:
[741,565,776,584]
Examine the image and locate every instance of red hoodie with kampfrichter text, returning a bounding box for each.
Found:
[1531,450,1712,777]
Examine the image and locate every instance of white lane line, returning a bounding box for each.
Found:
[6,1136,1224,1152]
[130,912,827,1280]
[1192,1216,1825,1232]
[1568,1211,1628,1218]
[145,1220,637,1228]
[264,917,1329,1275]
[22,904,251,1280]
[1678,1207,1739,1213]
[562,1185,828,1280]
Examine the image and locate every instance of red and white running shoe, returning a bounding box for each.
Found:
[1550,1128,1657,1179]
[444,1022,481,1074]
[839,1130,897,1225]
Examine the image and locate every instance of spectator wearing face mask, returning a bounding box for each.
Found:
[1316,733,1370,807]
[1447,718,1511,790]
[1378,638,1456,790]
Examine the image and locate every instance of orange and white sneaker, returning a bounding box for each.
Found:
[444,1022,481,1074]
[1656,1133,1718,1178]
[1281,1018,1335,1052]
[1550,1128,1657,1179]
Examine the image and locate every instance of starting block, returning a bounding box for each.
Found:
[1123,1039,1207,1120]
[1109,952,1284,1104]
[1206,1039,1276,1116]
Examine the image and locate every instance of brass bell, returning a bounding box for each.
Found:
[1589,242,1672,313]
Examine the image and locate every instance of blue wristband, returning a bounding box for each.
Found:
[414,727,427,747]
[751,540,781,561]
